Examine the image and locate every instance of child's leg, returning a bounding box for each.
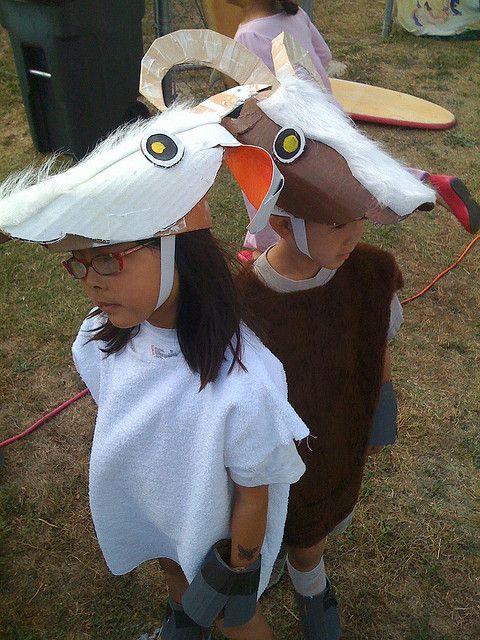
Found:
[287,538,327,572]
[158,558,210,640]
[159,559,272,639]
[159,558,189,603]
[214,605,273,640]
[286,539,341,640]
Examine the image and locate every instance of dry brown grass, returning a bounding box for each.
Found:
[1,1,479,638]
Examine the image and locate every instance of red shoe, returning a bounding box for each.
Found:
[428,175,480,234]
[237,249,254,263]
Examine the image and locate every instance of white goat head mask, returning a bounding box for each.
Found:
[0,99,283,250]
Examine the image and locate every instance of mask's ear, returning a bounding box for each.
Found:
[271,31,328,90]
[221,98,264,136]
[223,145,284,234]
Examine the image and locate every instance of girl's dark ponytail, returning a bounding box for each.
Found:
[279,0,299,15]
[174,230,245,389]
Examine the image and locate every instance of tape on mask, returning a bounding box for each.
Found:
[155,234,176,309]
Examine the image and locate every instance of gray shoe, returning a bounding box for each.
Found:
[295,580,341,640]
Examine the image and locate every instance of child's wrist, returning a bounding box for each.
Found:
[229,543,261,569]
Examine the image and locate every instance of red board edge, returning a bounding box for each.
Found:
[348,112,457,130]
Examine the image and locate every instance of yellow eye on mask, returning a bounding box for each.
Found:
[273,127,306,164]
[141,132,185,168]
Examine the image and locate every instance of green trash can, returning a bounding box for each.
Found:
[0,0,147,158]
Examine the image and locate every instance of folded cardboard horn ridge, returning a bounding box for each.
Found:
[271,31,327,90]
[140,29,279,112]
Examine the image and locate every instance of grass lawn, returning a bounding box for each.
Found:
[0,1,479,639]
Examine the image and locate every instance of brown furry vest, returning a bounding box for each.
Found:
[237,244,403,547]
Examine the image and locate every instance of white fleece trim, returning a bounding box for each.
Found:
[259,75,435,216]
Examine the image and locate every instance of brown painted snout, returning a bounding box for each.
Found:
[223,99,405,226]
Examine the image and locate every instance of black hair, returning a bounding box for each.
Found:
[87,230,245,390]
[279,0,299,15]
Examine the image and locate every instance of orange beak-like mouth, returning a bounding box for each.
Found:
[223,145,284,233]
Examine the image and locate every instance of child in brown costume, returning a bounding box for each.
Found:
[237,209,403,640]
[222,33,430,640]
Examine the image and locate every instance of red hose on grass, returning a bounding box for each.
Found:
[401,234,479,305]
[1,235,478,450]
[0,388,90,448]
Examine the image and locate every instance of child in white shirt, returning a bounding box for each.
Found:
[0,105,309,640]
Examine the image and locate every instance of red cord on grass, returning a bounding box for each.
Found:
[0,388,90,448]
[1,235,478,450]
[401,235,479,305]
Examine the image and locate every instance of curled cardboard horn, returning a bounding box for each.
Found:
[140,29,280,112]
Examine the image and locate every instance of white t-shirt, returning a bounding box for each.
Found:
[72,314,308,594]
[253,248,404,340]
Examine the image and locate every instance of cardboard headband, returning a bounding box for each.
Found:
[140,29,435,227]
[0,108,283,251]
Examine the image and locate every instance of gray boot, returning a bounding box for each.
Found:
[295,580,341,640]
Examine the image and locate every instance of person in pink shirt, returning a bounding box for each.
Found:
[234,1,333,92]
[228,0,479,257]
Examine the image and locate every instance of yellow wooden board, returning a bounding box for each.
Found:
[330,78,456,129]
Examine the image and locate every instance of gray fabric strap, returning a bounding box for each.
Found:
[155,235,176,310]
[182,543,260,629]
[369,380,397,446]
[272,208,312,258]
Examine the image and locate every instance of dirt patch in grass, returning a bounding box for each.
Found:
[1,2,479,638]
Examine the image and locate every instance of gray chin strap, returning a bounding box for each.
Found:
[155,234,176,310]
[273,208,312,258]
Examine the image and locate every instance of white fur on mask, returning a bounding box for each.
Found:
[0,106,239,244]
[259,73,435,216]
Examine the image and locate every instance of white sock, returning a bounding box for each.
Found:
[287,556,327,597]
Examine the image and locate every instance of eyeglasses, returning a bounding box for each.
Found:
[62,242,154,279]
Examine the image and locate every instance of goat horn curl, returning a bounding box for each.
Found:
[140,29,280,112]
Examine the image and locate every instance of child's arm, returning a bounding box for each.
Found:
[229,483,268,568]
[181,482,267,628]
[307,20,333,70]
[368,345,397,455]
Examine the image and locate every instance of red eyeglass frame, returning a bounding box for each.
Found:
[62,243,153,279]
